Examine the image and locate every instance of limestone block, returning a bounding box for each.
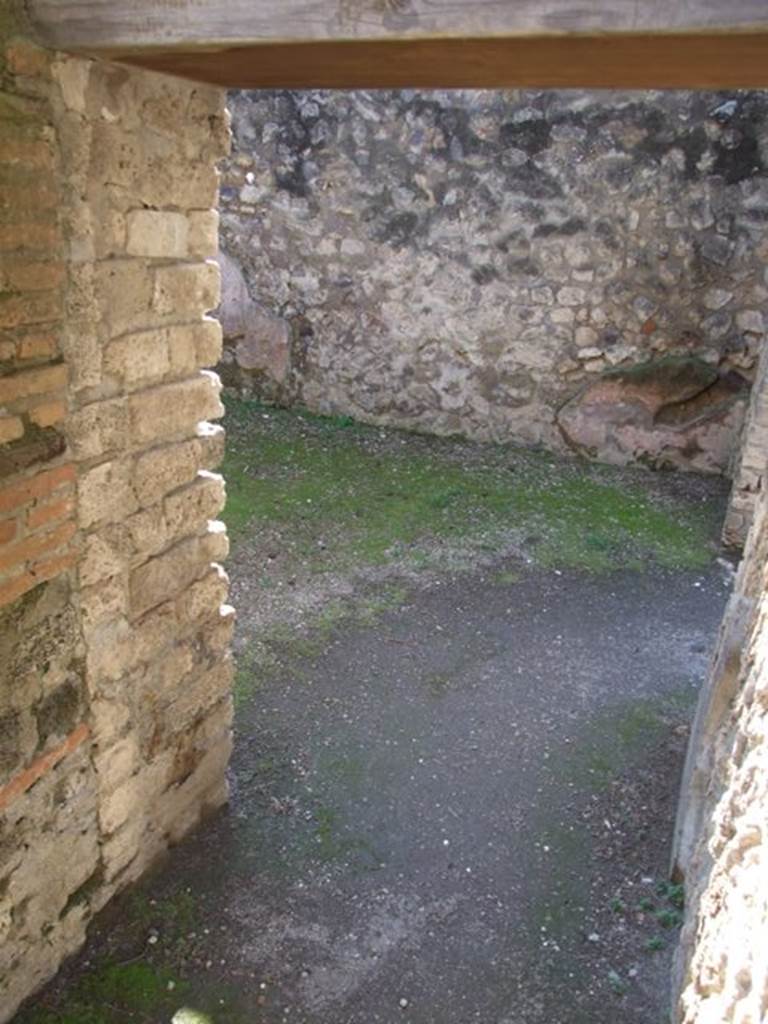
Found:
[88,694,132,752]
[126,210,189,258]
[203,519,230,562]
[175,564,230,627]
[129,535,211,618]
[91,734,140,796]
[140,642,196,704]
[163,471,226,538]
[51,58,90,113]
[153,732,232,845]
[152,262,220,318]
[79,524,133,589]
[203,604,236,656]
[125,504,170,560]
[95,261,154,338]
[195,318,224,368]
[86,597,179,685]
[78,459,137,529]
[133,439,201,508]
[104,328,170,390]
[99,760,163,836]
[166,320,223,375]
[66,398,130,460]
[79,577,127,631]
[188,210,219,259]
[128,373,223,445]
[99,814,153,883]
[180,318,224,372]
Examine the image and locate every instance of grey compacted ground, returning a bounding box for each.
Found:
[17,409,733,1024]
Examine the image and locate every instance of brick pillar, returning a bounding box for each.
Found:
[0,27,233,1020]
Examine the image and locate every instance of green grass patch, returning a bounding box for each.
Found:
[18,963,186,1024]
[222,398,720,575]
[567,686,698,791]
[125,888,198,942]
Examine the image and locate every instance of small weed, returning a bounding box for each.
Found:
[610,897,626,915]
[644,935,666,953]
[656,880,685,909]
[655,907,683,929]
[494,569,521,585]
[425,672,452,696]
[607,970,627,996]
[310,804,378,866]
[638,897,656,912]
[233,643,271,707]
[126,889,198,942]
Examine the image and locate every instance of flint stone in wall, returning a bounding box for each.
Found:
[556,357,748,473]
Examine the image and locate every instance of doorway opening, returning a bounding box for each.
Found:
[17,82,767,1024]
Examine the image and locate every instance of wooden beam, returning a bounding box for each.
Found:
[24,0,768,90]
[26,0,768,51]
[104,32,768,91]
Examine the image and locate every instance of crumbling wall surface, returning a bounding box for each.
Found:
[0,24,232,1021]
[673,471,768,1020]
[220,88,768,476]
[722,340,768,547]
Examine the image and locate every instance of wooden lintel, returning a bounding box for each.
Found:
[102,32,768,91]
[24,0,768,52]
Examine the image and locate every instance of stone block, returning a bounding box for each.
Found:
[104,328,170,390]
[91,734,140,796]
[163,472,225,539]
[66,398,130,461]
[203,520,230,563]
[167,320,223,374]
[175,564,229,627]
[152,262,220,318]
[79,524,133,588]
[128,373,223,445]
[129,536,210,618]
[78,459,137,529]
[79,576,127,631]
[197,422,226,469]
[95,261,154,338]
[126,210,189,258]
[194,318,224,368]
[188,210,219,258]
[133,439,200,508]
[125,504,170,561]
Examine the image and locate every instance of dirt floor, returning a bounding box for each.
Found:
[16,402,736,1024]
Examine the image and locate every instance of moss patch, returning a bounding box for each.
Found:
[233,583,410,707]
[18,963,186,1024]
[572,687,698,791]
[223,398,721,576]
